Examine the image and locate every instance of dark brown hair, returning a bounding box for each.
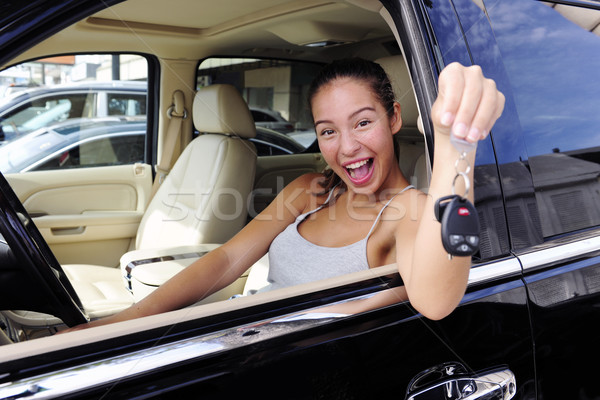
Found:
[308,57,399,198]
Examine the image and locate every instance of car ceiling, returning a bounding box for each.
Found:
[4,0,600,70]
[7,0,394,66]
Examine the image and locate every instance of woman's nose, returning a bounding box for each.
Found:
[339,131,361,155]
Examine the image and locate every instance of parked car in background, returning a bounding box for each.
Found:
[249,106,295,134]
[1,0,600,399]
[0,120,304,176]
[0,117,146,173]
[252,126,306,155]
[0,81,146,143]
[0,83,40,98]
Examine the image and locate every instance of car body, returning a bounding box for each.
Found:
[0,0,600,399]
[249,106,295,134]
[0,81,147,143]
[0,117,147,173]
[252,126,306,155]
[0,83,40,98]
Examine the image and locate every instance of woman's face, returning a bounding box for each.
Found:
[312,77,403,197]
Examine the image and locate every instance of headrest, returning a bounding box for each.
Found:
[193,84,257,139]
[375,56,420,129]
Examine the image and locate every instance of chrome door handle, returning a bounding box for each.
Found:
[406,362,516,400]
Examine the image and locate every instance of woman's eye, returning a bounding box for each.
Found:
[320,129,335,137]
[357,119,371,128]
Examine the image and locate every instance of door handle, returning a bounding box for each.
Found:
[406,361,516,400]
[50,226,85,235]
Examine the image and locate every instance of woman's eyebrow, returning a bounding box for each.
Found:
[314,106,376,127]
[314,118,332,127]
[349,106,376,119]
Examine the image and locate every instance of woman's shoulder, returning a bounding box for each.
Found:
[282,172,328,197]
[289,172,326,188]
[276,172,329,215]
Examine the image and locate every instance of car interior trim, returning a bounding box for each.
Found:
[125,251,209,273]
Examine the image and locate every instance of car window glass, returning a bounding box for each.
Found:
[107,93,146,116]
[486,0,600,239]
[0,94,93,136]
[196,58,321,155]
[0,54,148,173]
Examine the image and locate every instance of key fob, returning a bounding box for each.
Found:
[435,195,480,257]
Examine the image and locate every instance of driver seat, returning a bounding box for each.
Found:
[2,84,257,333]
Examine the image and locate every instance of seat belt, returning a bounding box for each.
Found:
[151,90,187,197]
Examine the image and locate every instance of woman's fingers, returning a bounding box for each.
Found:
[434,62,505,143]
[436,62,466,130]
[451,65,485,140]
[469,78,505,141]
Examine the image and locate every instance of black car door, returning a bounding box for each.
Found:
[476,0,600,398]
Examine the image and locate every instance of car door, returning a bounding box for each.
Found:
[478,0,600,398]
[2,54,156,268]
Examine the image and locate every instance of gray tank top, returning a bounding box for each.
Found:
[264,185,413,291]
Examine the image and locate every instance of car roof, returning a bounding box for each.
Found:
[3,1,394,69]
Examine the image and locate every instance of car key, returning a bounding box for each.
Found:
[435,194,480,257]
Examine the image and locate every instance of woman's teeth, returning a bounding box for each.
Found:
[346,159,369,170]
[346,159,371,179]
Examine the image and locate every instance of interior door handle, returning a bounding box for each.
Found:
[405,361,516,400]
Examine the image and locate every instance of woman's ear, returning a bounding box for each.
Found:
[390,102,403,135]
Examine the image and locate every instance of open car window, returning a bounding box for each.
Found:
[0,0,416,343]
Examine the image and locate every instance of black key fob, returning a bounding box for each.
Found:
[435,195,480,257]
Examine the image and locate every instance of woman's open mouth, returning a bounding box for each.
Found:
[344,158,374,185]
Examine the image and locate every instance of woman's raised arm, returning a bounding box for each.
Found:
[396,63,505,320]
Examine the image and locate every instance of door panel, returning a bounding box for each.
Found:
[5,163,152,266]
[520,236,600,399]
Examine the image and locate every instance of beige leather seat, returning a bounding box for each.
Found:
[4,84,257,329]
[135,84,257,249]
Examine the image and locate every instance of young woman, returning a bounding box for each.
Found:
[67,58,504,330]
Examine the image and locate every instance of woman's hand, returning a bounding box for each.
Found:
[431,62,505,143]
